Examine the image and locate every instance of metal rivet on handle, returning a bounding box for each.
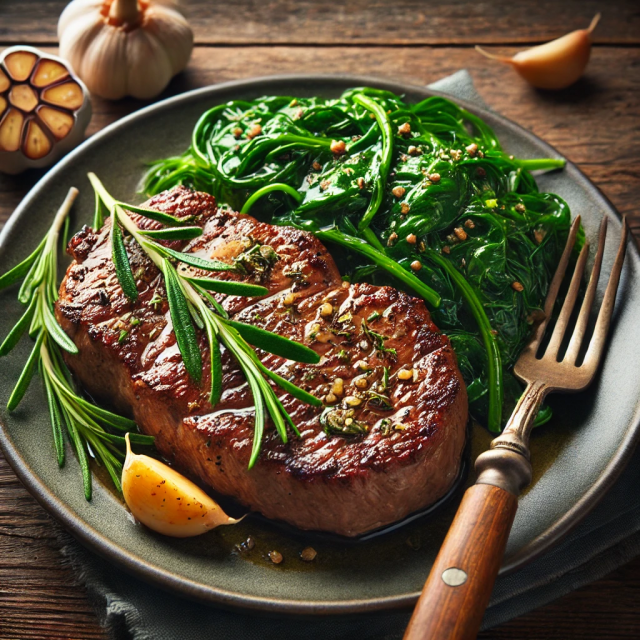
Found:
[441,567,468,587]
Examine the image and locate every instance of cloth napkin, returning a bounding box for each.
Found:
[53,71,640,639]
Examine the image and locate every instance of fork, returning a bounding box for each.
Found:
[404,214,629,640]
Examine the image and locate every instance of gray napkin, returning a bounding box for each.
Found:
[54,71,640,639]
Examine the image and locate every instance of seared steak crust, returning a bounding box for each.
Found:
[56,186,467,536]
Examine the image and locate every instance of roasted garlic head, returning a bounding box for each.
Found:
[0,46,91,174]
[122,434,242,537]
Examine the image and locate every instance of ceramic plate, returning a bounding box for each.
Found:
[1,75,639,614]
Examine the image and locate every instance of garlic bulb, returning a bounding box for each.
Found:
[58,0,194,100]
[476,14,600,90]
[122,434,241,537]
[0,46,91,175]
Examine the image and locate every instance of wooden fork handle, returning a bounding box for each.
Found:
[403,483,518,640]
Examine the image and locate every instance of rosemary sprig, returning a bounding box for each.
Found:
[0,189,154,500]
[90,174,323,468]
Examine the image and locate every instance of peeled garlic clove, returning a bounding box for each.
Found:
[122,434,242,538]
[23,119,52,160]
[41,81,85,111]
[0,69,9,93]
[37,106,75,141]
[9,84,39,113]
[31,59,70,88]
[4,50,38,81]
[0,109,25,152]
[476,14,600,90]
[0,96,7,117]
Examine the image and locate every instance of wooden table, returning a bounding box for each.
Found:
[1,1,639,637]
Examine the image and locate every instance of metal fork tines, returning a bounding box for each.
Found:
[492,214,629,457]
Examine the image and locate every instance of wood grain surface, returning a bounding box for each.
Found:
[1,1,640,638]
[1,0,639,44]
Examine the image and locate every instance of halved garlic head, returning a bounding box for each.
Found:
[0,46,91,175]
[122,434,242,538]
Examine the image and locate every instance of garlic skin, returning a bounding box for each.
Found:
[0,46,91,175]
[122,434,241,537]
[476,14,600,90]
[58,0,194,100]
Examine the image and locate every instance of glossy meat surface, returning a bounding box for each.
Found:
[56,186,468,536]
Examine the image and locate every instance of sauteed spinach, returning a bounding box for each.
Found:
[143,88,575,433]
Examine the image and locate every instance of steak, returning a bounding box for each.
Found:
[56,186,468,537]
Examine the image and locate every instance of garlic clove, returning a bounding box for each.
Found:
[0,109,25,152]
[41,81,85,111]
[78,26,129,100]
[37,106,75,141]
[9,84,39,113]
[476,14,600,90]
[0,96,7,118]
[31,59,70,88]
[58,0,102,35]
[23,119,52,160]
[122,434,242,538]
[125,26,174,99]
[4,50,38,81]
[144,4,194,76]
[0,68,9,93]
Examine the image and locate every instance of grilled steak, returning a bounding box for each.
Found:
[56,187,468,537]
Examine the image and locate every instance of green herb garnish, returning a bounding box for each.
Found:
[233,242,280,280]
[361,319,396,358]
[381,366,390,392]
[379,418,393,436]
[320,408,368,436]
[0,188,154,500]
[366,389,393,410]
